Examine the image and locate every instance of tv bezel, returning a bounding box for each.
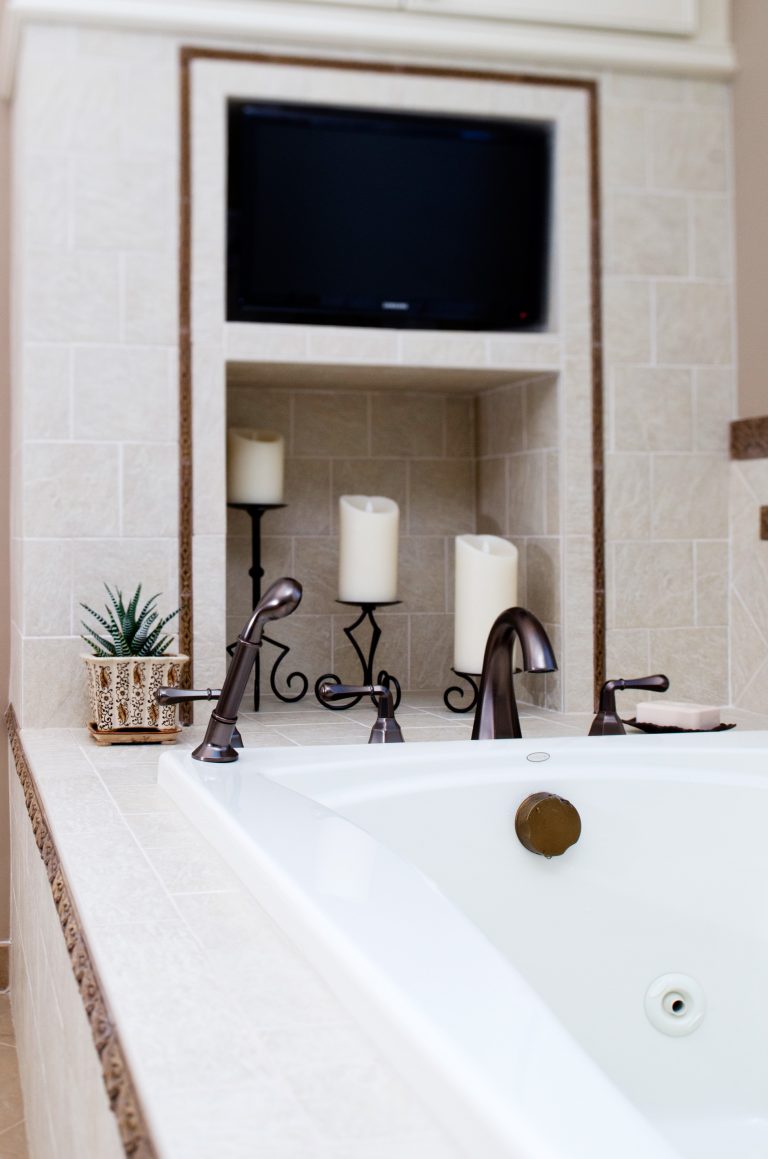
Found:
[226,99,553,333]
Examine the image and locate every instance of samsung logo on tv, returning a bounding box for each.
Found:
[382,301,410,311]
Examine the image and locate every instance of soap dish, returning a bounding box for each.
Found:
[622,718,736,735]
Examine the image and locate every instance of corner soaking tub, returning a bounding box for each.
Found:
[159,731,768,1159]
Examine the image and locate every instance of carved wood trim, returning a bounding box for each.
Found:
[178,48,605,708]
[731,415,768,460]
[5,705,159,1159]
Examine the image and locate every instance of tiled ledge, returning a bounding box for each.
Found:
[730,415,768,460]
[11,697,768,1157]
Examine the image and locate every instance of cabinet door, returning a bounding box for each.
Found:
[297,0,399,7]
[402,0,698,37]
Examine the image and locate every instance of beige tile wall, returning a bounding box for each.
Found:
[12,26,180,727]
[729,460,768,712]
[226,372,565,704]
[601,73,735,706]
[475,374,561,709]
[226,384,476,695]
[10,27,740,724]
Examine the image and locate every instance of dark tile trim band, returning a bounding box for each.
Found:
[178,49,606,705]
[5,705,159,1159]
[731,416,768,460]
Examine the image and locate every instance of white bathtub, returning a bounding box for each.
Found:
[159,731,768,1159]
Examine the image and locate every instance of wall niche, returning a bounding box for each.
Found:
[225,366,561,708]
[190,56,595,713]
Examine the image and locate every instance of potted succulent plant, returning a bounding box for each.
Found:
[81,584,188,734]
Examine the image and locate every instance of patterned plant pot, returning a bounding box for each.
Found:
[82,654,189,732]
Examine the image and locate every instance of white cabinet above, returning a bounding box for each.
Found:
[0,0,735,100]
[402,0,699,37]
[298,0,399,7]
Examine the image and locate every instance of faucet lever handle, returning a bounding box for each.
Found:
[318,681,388,701]
[599,673,669,711]
[590,673,670,737]
[317,676,404,744]
[155,687,222,705]
[611,673,670,696]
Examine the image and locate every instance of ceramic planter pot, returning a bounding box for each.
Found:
[82,654,189,732]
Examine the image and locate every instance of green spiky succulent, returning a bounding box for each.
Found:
[80,584,179,658]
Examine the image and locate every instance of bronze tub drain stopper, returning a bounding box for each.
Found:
[515,792,581,858]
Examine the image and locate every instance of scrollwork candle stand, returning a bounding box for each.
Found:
[227,502,309,711]
[444,663,524,714]
[443,669,480,714]
[315,601,402,711]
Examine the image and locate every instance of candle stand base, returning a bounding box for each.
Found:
[443,669,481,714]
[315,601,402,711]
[227,500,308,711]
[226,634,308,712]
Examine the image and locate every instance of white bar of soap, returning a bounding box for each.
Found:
[635,701,720,730]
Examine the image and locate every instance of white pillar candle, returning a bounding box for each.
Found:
[227,428,284,504]
[454,534,519,674]
[338,496,399,603]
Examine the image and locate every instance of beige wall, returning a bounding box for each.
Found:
[7,24,737,738]
[601,72,734,705]
[476,375,561,709]
[733,0,768,419]
[0,0,11,945]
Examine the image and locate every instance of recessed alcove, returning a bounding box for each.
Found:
[225,362,560,706]
[189,57,596,712]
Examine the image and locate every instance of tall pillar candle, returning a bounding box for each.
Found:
[454,534,518,674]
[227,428,284,503]
[338,496,399,603]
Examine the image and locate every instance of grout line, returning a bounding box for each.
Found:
[117,252,127,345]
[67,346,75,440]
[288,392,295,456]
[164,888,241,898]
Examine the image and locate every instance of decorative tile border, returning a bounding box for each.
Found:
[4,706,158,1159]
[178,48,606,701]
[730,416,768,460]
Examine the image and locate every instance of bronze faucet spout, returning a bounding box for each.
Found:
[471,606,557,741]
[192,577,302,763]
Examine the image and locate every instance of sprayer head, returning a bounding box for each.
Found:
[242,577,303,644]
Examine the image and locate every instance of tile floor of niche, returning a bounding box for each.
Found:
[0,995,29,1159]
[231,693,768,746]
[232,691,593,746]
[231,690,768,746]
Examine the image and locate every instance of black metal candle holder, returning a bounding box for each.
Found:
[443,664,524,714]
[315,600,402,711]
[443,669,481,714]
[227,502,309,711]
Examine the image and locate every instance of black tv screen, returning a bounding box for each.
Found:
[227,100,552,332]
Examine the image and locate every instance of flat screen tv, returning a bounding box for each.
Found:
[227,100,553,332]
